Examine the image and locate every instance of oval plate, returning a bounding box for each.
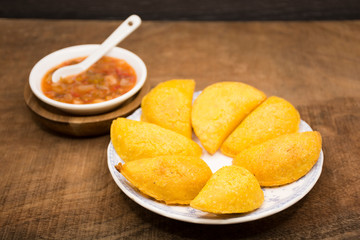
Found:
[107,94,324,224]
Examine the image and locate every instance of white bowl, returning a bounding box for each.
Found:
[29,44,147,115]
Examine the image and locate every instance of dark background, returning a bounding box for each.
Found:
[1,0,360,20]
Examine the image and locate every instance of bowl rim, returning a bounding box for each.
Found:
[29,44,147,112]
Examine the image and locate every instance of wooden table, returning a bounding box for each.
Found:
[1,19,359,239]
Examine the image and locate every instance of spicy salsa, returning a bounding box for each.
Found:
[42,56,137,104]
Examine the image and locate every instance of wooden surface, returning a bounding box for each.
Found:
[1,19,360,239]
[24,81,150,137]
[2,0,360,21]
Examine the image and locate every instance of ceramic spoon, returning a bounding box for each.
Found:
[52,14,141,82]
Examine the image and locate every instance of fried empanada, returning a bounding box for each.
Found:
[141,79,195,138]
[221,96,300,157]
[190,166,264,213]
[233,131,322,187]
[191,82,266,155]
[111,118,202,162]
[117,156,212,204]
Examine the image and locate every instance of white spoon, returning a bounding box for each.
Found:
[52,14,141,82]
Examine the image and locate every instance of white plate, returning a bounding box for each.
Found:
[107,93,324,224]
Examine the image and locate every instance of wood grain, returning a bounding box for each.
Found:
[0,19,359,239]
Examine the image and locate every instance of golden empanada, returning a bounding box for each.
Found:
[111,118,202,162]
[190,166,264,213]
[191,82,266,155]
[233,131,322,187]
[221,96,300,157]
[117,156,212,204]
[141,79,195,138]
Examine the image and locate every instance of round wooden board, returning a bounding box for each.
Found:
[24,81,150,137]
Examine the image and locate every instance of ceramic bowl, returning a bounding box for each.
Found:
[29,44,147,115]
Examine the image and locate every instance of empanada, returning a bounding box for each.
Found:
[117,156,212,204]
[233,131,322,186]
[190,166,264,213]
[221,96,300,157]
[141,79,195,138]
[191,82,266,155]
[111,118,202,162]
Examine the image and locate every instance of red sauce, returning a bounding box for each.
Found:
[41,56,137,104]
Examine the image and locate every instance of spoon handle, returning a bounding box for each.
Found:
[80,15,142,69]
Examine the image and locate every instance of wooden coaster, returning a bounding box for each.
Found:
[24,81,150,137]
